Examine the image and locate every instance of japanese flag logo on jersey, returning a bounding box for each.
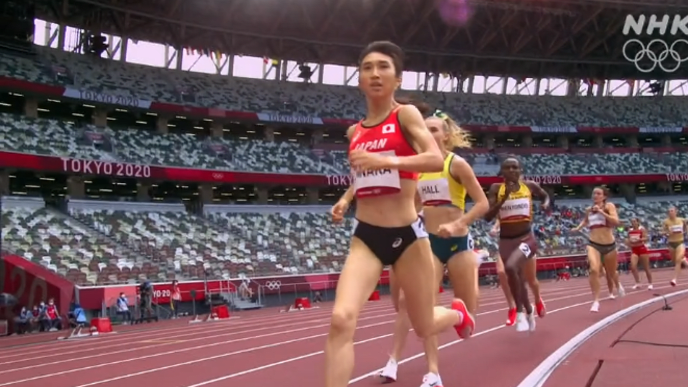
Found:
[382,124,395,134]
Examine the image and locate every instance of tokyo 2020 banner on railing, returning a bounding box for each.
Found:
[1,151,687,187]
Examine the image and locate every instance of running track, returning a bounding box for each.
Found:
[0,271,683,387]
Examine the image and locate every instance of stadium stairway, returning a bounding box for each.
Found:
[196,216,264,311]
[230,298,263,310]
[53,207,157,269]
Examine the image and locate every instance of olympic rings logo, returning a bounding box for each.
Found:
[264,281,281,290]
[622,39,688,73]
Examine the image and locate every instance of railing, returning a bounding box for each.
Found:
[102,296,173,323]
[100,282,241,322]
[66,243,678,287]
[71,247,679,310]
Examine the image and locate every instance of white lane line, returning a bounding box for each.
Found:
[183,282,679,387]
[0,279,594,361]
[0,286,609,386]
[516,288,688,387]
[0,283,593,371]
[2,277,673,386]
[185,300,597,387]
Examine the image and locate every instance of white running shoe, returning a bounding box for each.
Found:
[617,284,625,297]
[527,313,536,332]
[377,358,398,383]
[647,284,653,290]
[671,279,677,287]
[419,372,443,387]
[590,301,600,313]
[632,284,640,290]
[609,293,616,300]
[515,312,529,332]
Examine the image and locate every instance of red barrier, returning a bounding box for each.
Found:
[0,255,74,317]
[90,317,113,333]
[369,290,380,301]
[72,248,673,309]
[211,305,230,319]
[294,297,311,309]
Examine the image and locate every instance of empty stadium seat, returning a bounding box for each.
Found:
[3,196,687,282]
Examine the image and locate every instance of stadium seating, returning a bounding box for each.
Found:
[1,46,688,284]
[1,113,688,176]
[0,113,345,175]
[3,196,687,284]
[1,197,163,285]
[2,46,688,126]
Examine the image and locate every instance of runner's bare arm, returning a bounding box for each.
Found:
[450,156,488,225]
[524,180,550,209]
[490,218,501,234]
[483,183,506,222]
[346,125,356,140]
[336,125,358,204]
[572,209,590,231]
[393,104,444,172]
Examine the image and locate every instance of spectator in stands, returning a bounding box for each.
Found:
[13,306,31,334]
[30,305,42,332]
[44,298,62,331]
[170,280,181,318]
[36,301,52,331]
[116,292,131,324]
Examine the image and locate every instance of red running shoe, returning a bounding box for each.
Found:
[536,298,546,318]
[505,307,517,326]
[451,299,475,338]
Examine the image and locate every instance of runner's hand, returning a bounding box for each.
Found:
[489,226,499,237]
[330,199,350,223]
[438,219,468,238]
[504,181,519,196]
[349,150,395,172]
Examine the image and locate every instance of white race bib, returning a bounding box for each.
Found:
[499,198,531,221]
[670,224,683,233]
[353,151,401,196]
[588,213,606,227]
[417,178,450,205]
[518,242,532,257]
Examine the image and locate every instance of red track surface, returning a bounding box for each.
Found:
[0,270,683,387]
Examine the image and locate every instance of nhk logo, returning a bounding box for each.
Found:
[622,14,688,73]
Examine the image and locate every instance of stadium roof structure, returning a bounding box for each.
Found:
[35,0,688,80]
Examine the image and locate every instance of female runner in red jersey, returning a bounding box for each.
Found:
[325,41,473,387]
[626,217,653,290]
